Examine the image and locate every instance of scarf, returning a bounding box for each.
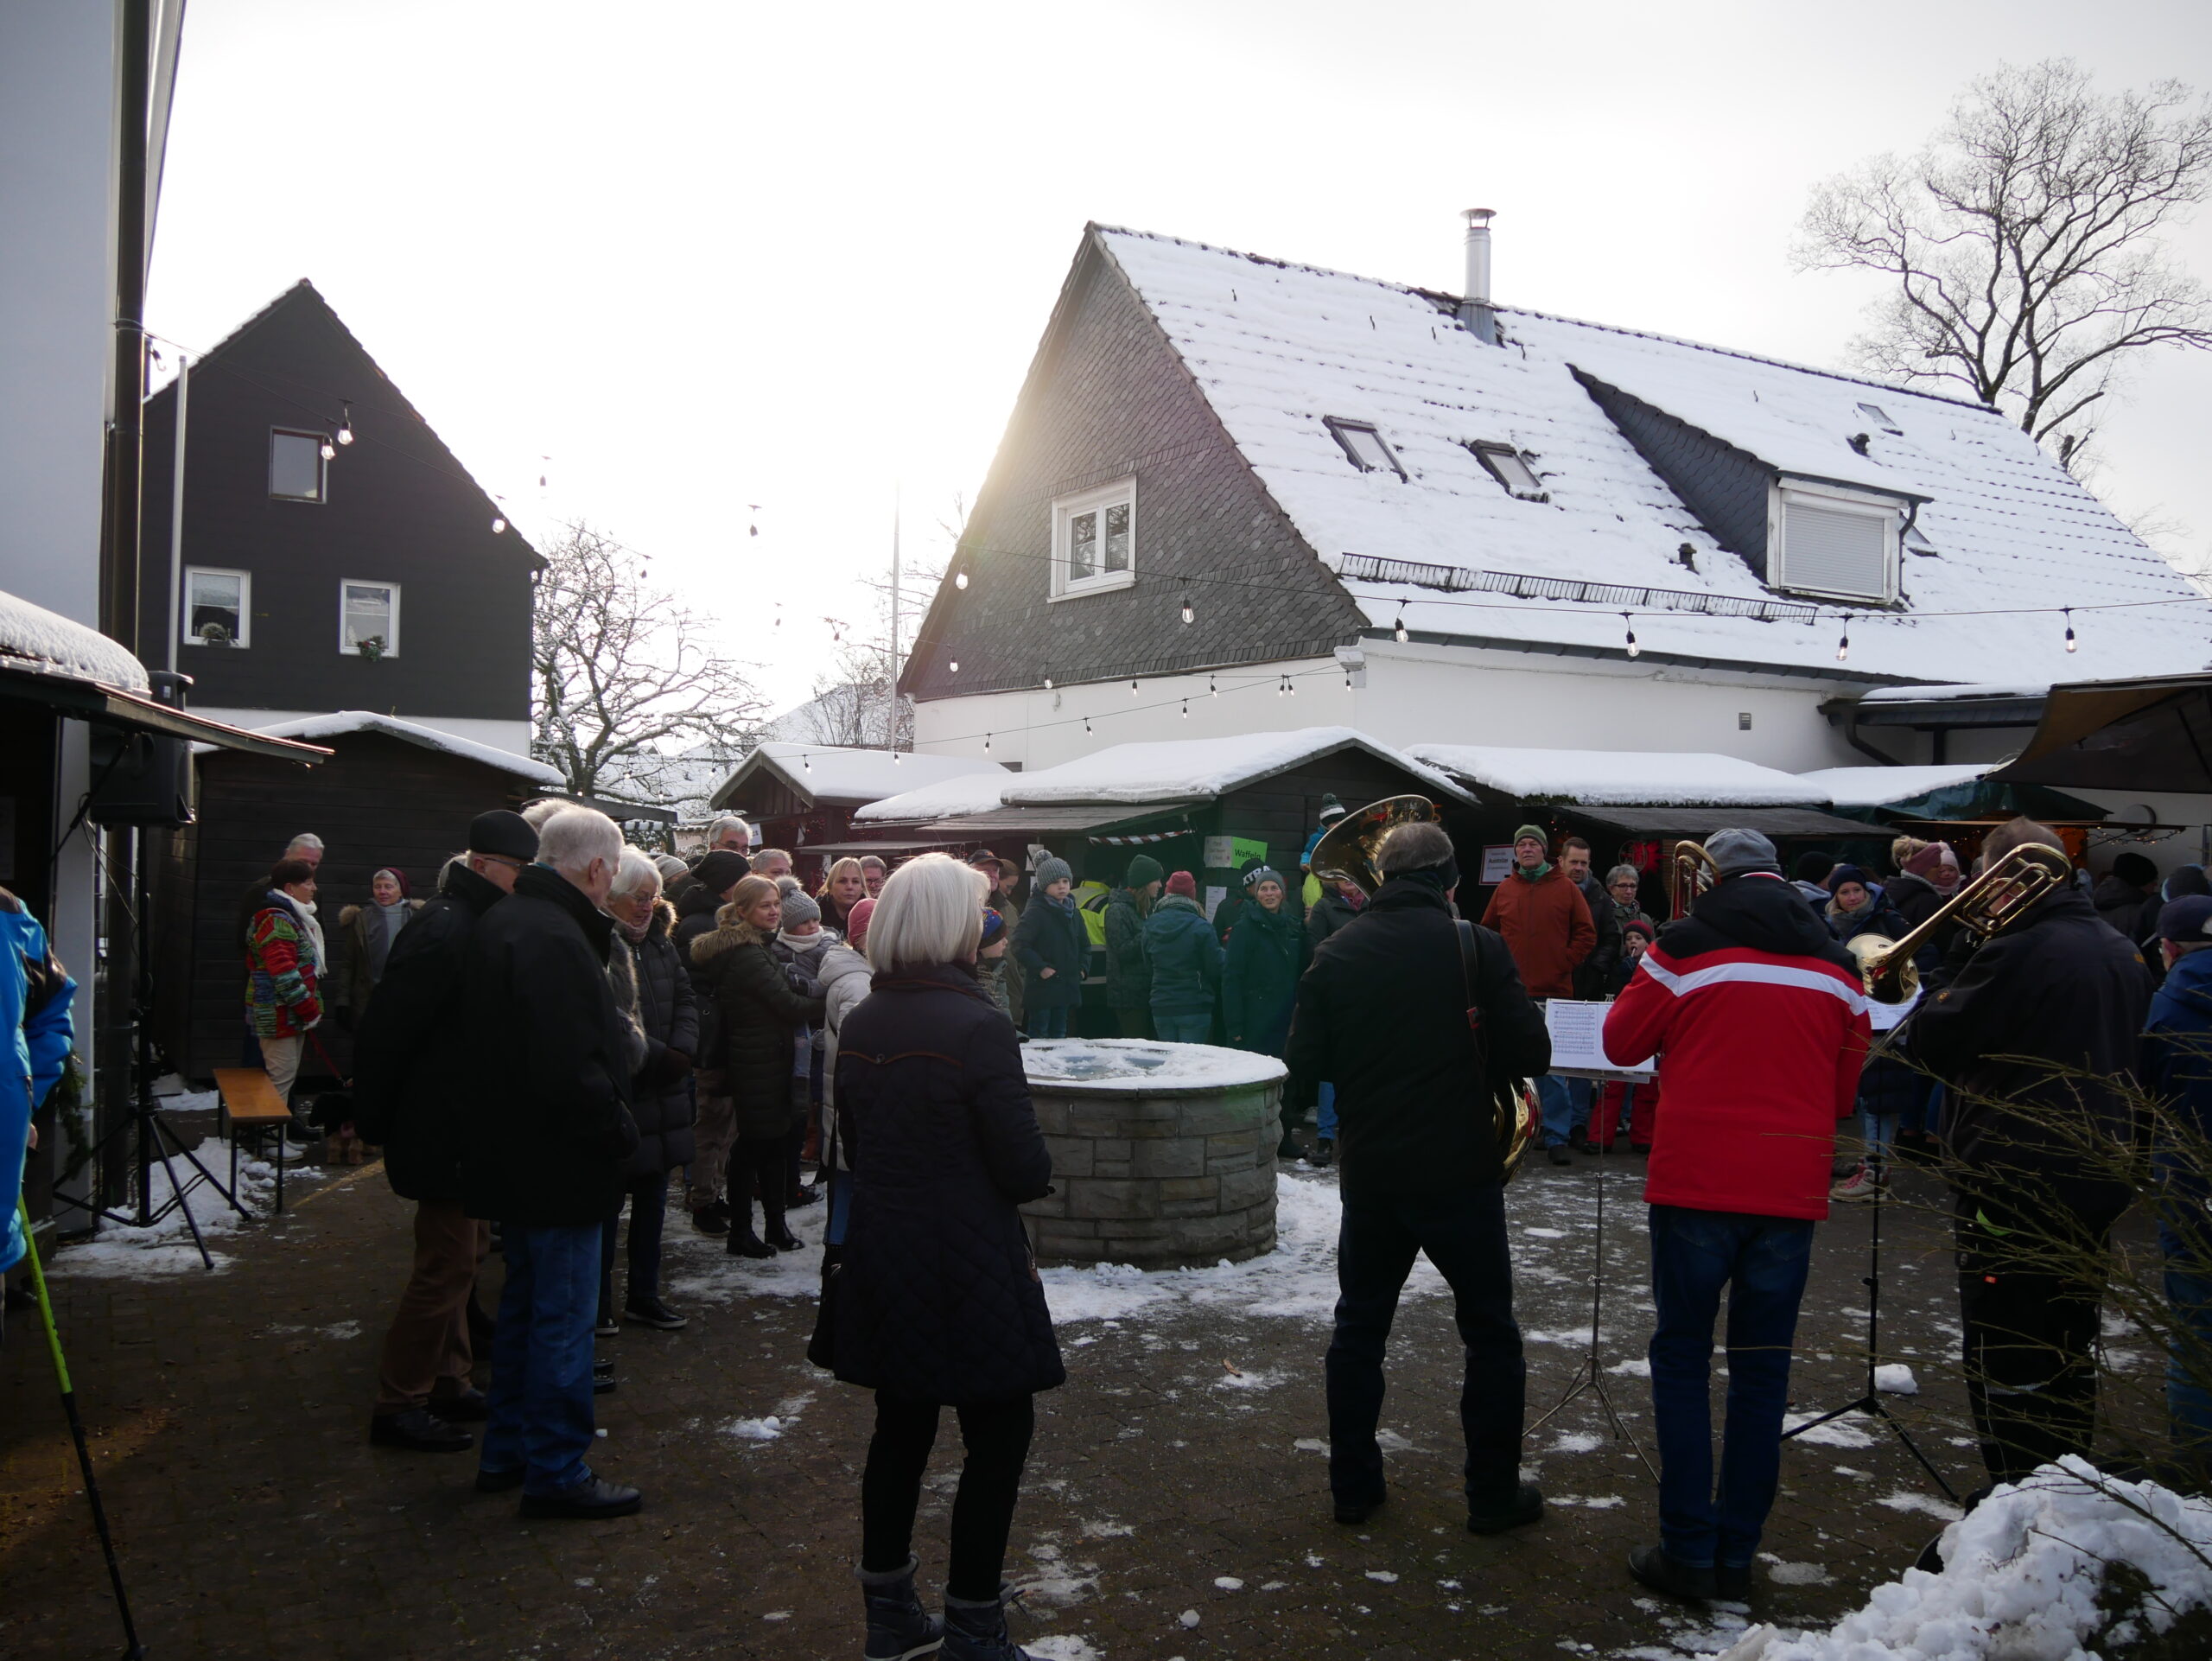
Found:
[1514,861,1552,882]
[617,907,652,945]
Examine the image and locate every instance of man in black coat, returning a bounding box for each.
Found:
[460,806,644,1519]
[672,848,749,1233]
[354,810,535,1454]
[1910,818,2156,1490]
[1287,820,1551,1534]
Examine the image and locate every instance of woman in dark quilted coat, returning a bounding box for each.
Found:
[829,854,1063,1661]
[691,874,823,1259]
[601,852,697,1332]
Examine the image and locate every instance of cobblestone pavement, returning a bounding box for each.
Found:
[3,1145,1999,1660]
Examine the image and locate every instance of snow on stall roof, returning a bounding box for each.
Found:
[852,770,1020,824]
[1732,1458,2212,1661]
[1857,682,2048,704]
[1408,743,1827,808]
[1794,764,1993,808]
[1094,227,2212,688]
[734,743,1007,807]
[1020,1038,1286,1094]
[190,710,563,783]
[997,726,1471,807]
[0,588,150,693]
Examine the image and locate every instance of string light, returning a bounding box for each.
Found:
[1043,677,1054,690]
[1623,612,1639,659]
[1394,610,1409,644]
[2064,608,2078,652]
[1084,715,1092,735]
[1179,596,1194,625]
[1209,674,1218,696]
[748,504,761,538]
[949,659,959,673]
[956,570,969,590]
[491,517,506,534]
[1835,617,1851,663]
[1276,674,1287,697]
[984,732,992,751]
[1131,678,1139,696]
[1180,698,1189,718]
[335,404,353,445]
[802,754,811,772]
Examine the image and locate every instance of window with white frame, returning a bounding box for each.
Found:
[340,580,400,658]
[1467,441,1548,500]
[1769,481,1902,603]
[1050,479,1135,599]
[184,566,250,647]
[269,429,327,501]
[1324,417,1405,477]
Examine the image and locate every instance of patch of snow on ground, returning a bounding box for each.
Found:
[1758,1559,1832,1587]
[1872,1363,1918,1395]
[1027,1639,1105,1661]
[1213,1576,1243,1591]
[1081,1519,1134,1538]
[1554,1494,1627,1509]
[1721,1460,2212,1661]
[1211,1365,1278,1390]
[1607,1358,1653,1377]
[1041,1172,1437,1326]
[722,1416,785,1441]
[1524,1226,1568,1238]
[1551,1431,1604,1454]
[1875,1489,1963,1523]
[664,1193,830,1302]
[47,1136,327,1278]
[1779,1411,1875,1448]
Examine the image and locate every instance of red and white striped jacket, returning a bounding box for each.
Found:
[1603,875,1870,1221]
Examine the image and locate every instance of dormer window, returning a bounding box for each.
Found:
[1050,478,1136,600]
[1467,441,1548,501]
[1769,480,1903,604]
[1325,417,1405,478]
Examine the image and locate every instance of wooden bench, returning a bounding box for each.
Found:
[213,1067,299,1215]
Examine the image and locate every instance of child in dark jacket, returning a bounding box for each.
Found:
[1012,857,1086,1040]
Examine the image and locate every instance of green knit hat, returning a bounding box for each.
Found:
[1513,824,1548,849]
[1125,854,1164,889]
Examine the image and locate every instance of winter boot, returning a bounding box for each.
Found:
[856,1555,944,1661]
[941,1587,1035,1661]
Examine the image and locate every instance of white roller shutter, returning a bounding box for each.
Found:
[1783,499,1891,600]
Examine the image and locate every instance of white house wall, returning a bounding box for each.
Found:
[912,646,1866,773]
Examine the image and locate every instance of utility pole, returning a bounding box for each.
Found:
[164,353,188,672]
[887,483,901,751]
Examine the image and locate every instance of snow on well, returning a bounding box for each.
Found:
[1022,1039,1286,1094]
[1719,1459,2212,1661]
[1408,745,1827,809]
[1793,765,1992,809]
[852,769,1021,824]
[995,727,1471,808]
[190,710,563,785]
[0,587,151,692]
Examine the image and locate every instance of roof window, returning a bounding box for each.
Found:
[1855,402,1902,433]
[1467,442,1548,501]
[1324,417,1405,478]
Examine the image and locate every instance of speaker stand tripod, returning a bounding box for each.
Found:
[1527,1132,1656,1482]
[1779,1154,1957,1501]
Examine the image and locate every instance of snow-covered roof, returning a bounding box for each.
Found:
[1095,227,2212,686]
[1793,763,1994,808]
[1000,727,1472,807]
[193,710,563,784]
[1409,744,1828,807]
[852,771,1026,824]
[0,589,150,693]
[718,743,1007,811]
[1858,682,2048,705]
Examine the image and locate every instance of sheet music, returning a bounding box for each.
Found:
[1543,999,1655,1079]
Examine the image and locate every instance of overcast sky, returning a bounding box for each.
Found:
[148,0,2212,717]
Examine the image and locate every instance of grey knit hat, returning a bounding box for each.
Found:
[1033,856,1073,889]
[779,888,822,931]
[1244,864,1286,890]
[1707,828,1782,878]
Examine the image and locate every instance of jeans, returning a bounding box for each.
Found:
[1861,1110,1897,1162]
[2167,1264,2212,1460]
[480,1222,601,1497]
[1647,1204,1815,1569]
[1316,1080,1338,1142]
[862,1393,1036,1601]
[1567,1076,1595,1139]
[1537,1075,1574,1149]
[1326,1184,1524,1509]
[1028,1005,1070,1040]
[1154,1012,1211,1043]
[599,1171,669,1314]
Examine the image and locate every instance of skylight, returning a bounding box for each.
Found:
[1855,402,1902,432]
[1468,442,1547,501]
[1325,417,1405,478]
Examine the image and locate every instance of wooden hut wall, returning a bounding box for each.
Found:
[158,733,534,1079]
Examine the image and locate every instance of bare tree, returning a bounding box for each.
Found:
[531,521,765,799]
[1798,60,2212,471]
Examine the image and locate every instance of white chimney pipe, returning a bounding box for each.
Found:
[1461,207,1497,344]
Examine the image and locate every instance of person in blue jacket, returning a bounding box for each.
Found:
[3,886,76,1279]
[2144,894,2212,1467]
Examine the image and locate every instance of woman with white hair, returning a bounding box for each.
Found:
[824,854,1062,1661]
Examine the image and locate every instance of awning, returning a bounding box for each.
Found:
[1990,672,2212,793]
[1561,805,1884,841]
[878,803,1204,839]
[0,664,332,761]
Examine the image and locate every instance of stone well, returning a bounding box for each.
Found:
[1019,1039,1285,1269]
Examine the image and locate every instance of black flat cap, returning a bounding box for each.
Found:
[468,809,538,861]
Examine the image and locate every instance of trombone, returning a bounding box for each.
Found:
[1668,839,1717,920]
[1849,843,2074,1003]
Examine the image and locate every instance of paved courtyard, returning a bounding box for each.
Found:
[3,1141,1999,1660]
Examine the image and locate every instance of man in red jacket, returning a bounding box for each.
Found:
[1602,828,1868,1604]
[1481,824,1597,1166]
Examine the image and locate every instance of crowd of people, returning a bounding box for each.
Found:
[17,787,2212,1656]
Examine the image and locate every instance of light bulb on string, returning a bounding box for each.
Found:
[1180,698,1189,718]
[2064,608,2078,652]
[1394,611,1409,644]
[949,659,959,674]
[1180,597,1194,625]
[1131,678,1139,697]
[1043,676,1054,690]
[335,404,353,445]
[320,438,336,461]
[1287,674,1296,697]
[747,504,762,538]
[1276,675,1287,697]
[956,570,969,590]
[1623,612,1639,659]
[1209,674,1217,697]
[491,517,506,534]
[1835,617,1851,663]
[1084,716,1092,735]
[802,754,810,772]
[984,733,992,752]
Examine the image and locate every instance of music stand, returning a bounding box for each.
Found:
[1778,1152,1957,1501]
[1526,1094,1656,1483]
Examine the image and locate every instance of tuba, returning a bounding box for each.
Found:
[1669,839,1718,921]
[1852,842,2072,1003]
[1309,794,1540,1183]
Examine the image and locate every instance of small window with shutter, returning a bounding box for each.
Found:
[1772,485,1899,602]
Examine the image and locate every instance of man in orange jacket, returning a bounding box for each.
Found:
[1480,825,1596,1166]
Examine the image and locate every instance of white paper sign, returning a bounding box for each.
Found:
[1868,984,1920,1032]
[1480,844,1516,884]
[1543,998,1655,1078]
[1204,885,1227,920]
[1203,836,1236,869]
